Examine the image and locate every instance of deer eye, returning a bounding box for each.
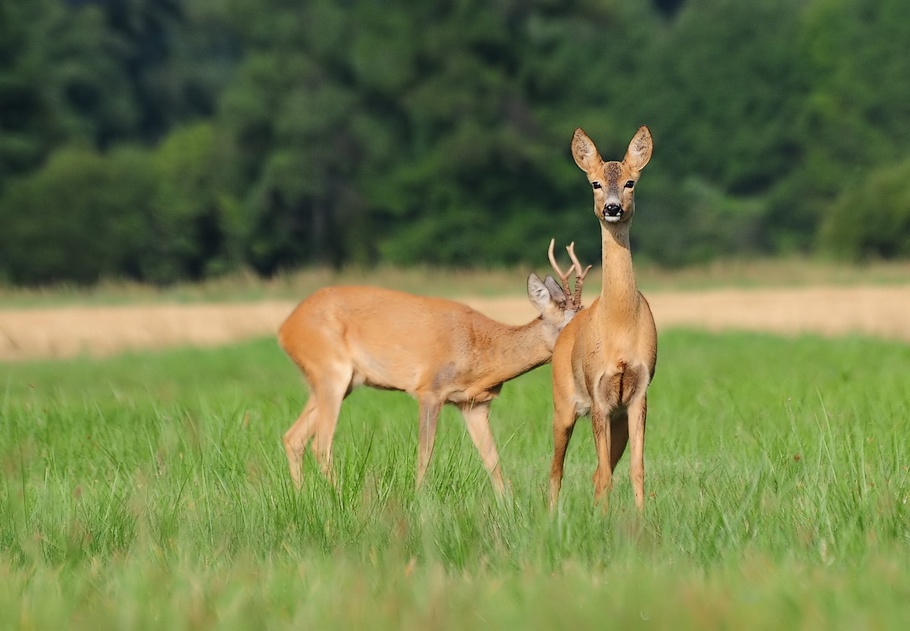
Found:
[592,182,602,189]
[624,180,635,189]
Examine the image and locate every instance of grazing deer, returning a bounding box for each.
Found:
[549,126,656,512]
[279,242,589,494]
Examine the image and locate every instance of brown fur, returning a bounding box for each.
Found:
[549,126,657,512]
[279,274,580,494]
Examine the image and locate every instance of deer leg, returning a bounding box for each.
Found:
[283,395,319,488]
[591,403,614,506]
[416,398,442,491]
[549,398,578,510]
[627,395,648,512]
[311,369,352,487]
[459,401,507,495]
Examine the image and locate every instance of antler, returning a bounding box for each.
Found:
[547,238,592,309]
[564,240,592,308]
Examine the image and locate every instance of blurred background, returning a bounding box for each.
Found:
[1,0,908,287]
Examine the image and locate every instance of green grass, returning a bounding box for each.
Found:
[1,331,909,629]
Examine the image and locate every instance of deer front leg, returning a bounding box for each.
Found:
[627,394,648,512]
[549,397,577,510]
[458,401,507,495]
[416,398,442,491]
[591,403,614,507]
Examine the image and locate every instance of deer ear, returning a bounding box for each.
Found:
[571,128,601,172]
[624,125,653,172]
[528,273,559,313]
[543,275,565,303]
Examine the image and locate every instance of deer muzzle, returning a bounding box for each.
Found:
[602,203,623,222]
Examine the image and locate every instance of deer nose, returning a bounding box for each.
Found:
[604,203,622,217]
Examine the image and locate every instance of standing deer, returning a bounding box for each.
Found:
[279,242,589,494]
[549,125,656,512]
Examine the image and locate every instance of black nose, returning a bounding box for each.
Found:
[604,203,622,217]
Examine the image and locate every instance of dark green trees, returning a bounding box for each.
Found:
[2,0,909,285]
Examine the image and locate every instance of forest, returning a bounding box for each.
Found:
[1,0,909,285]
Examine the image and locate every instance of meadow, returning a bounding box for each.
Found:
[4,256,910,309]
[1,328,909,629]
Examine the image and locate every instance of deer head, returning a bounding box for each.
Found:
[572,125,653,225]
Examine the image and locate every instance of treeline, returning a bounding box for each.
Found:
[2,0,910,285]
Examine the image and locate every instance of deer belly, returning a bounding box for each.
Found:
[445,387,499,405]
[350,351,422,393]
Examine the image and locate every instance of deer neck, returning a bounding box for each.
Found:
[599,223,640,324]
[479,318,554,383]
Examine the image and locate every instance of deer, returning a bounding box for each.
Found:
[548,125,657,513]
[278,241,590,495]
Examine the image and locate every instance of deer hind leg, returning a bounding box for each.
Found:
[308,367,353,487]
[416,397,443,491]
[459,401,507,495]
[283,395,320,488]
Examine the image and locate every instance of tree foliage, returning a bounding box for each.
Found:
[1,0,909,285]
[818,160,910,261]
[0,145,156,284]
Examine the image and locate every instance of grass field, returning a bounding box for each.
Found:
[4,256,910,308]
[2,330,909,629]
